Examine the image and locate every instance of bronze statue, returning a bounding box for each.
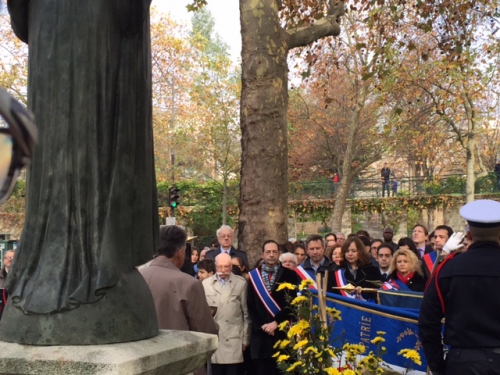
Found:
[0,0,159,345]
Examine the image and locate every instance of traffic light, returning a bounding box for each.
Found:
[169,186,180,209]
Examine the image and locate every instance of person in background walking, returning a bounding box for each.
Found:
[381,163,391,197]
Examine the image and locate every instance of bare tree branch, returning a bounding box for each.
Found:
[286,1,345,50]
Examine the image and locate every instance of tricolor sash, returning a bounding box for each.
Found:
[249,268,281,317]
[381,280,399,290]
[423,251,437,275]
[381,279,410,291]
[294,265,318,290]
[334,269,356,299]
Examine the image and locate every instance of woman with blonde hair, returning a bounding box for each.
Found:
[387,248,426,292]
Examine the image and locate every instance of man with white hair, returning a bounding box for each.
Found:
[203,253,250,375]
[205,225,249,268]
[279,252,298,270]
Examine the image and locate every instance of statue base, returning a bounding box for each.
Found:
[0,269,158,345]
[0,330,217,374]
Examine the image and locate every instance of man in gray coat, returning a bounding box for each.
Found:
[140,225,218,333]
[202,253,250,375]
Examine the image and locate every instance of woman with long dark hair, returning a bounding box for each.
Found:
[328,237,382,301]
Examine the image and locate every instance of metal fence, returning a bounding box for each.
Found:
[289,173,500,200]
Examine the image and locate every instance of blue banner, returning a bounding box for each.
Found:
[320,292,428,372]
[378,289,423,310]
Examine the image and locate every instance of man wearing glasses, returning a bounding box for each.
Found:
[206,225,249,268]
[202,253,250,375]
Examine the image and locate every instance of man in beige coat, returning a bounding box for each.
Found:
[202,253,250,375]
[140,225,218,333]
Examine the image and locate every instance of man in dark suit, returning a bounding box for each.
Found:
[247,240,300,375]
[412,224,433,259]
[205,225,249,268]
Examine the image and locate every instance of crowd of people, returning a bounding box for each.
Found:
[137,212,482,375]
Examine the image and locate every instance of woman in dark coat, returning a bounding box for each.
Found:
[386,248,426,292]
[328,236,382,301]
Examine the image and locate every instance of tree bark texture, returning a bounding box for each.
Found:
[238,0,344,265]
[239,0,289,266]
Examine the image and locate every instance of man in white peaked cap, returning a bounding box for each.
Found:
[419,199,500,375]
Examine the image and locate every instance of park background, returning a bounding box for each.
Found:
[0,0,499,262]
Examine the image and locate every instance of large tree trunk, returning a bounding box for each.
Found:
[222,173,228,225]
[332,101,361,232]
[465,139,475,203]
[238,0,289,266]
[332,173,352,232]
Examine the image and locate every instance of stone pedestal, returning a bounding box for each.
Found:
[0,330,217,375]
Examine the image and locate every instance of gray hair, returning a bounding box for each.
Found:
[216,225,233,237]
[279,252,297,264]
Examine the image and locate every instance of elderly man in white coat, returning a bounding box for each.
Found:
[202,253,250,375]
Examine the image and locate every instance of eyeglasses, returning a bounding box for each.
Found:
[216,264,232,269]
[218,235,232,239]
[0,88,37,204]
[3,256,13,260]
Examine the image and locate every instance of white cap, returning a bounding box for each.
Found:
[460,200,500,228]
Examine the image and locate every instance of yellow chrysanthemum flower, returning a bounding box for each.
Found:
[293,339,309,350]
[286,361,303,372]
[326,307,342,321]
[370,337,385,344]
[341,370,357,375]
[398,349,422,366]
[287,320,310,338]
[323,367,340,375]
[325,347,336,358]
[299,279,315,290]
[279,339,291,349]
[278,320,289,331]
[277,354,290,362]
[273,340,281,349]
[272,351,280,358]
[276,282,297,291]
[291,296,308,305]
[304,346,319,355]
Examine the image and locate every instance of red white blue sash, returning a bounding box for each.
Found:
[381,280,399,290]
[334,269,356,299]
[423,251,437,275]
[381,279,410,291]
[294,265,318,290]
[249,268,281,317]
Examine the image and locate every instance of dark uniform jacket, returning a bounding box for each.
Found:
[247,266,300,359]
[419,242,500,374]
[205,246,249,268]
[327,263,382,299]
[387,271,426,292]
